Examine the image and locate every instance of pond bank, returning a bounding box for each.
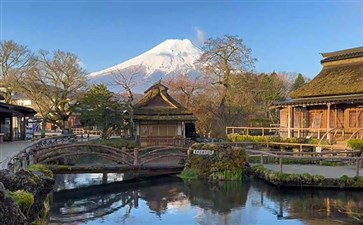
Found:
[251,165,363,189]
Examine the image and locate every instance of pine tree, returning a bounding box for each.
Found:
[292,73,306,91]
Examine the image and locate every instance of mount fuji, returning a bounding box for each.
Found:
[88,39,203,92]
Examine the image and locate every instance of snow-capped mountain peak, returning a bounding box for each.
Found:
[88,39,203,78]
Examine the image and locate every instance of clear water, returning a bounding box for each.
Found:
[50,174,363,225]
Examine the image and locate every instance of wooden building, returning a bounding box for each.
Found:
[0,102,36,141]
[132,81,196,146]
[273,46,363,140]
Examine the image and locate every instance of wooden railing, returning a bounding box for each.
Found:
[246,149,363,177]
[139,136,192,147]
[226,126,347,140]
[71,128,101,135]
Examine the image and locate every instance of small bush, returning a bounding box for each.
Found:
[347,139,363,150]
[90,138,137,148]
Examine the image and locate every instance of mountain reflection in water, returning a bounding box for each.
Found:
[50,174,363,225]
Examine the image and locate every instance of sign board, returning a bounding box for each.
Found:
[315,146,322,153]
[25,122,34,140]
[193,150,214,155]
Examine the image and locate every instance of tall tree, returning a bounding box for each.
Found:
[291,73,306,91]
[76,84,124,139]
[197,35,256,107]
[112,64,145,138]
[15,50,87,136]
[197,35,257,134]
[0,40,34,103]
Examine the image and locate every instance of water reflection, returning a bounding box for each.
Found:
[50,175,363,225]
[54,173,124,191]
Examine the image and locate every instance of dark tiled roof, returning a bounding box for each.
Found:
[0,102,36,116]
[321,51,363,64]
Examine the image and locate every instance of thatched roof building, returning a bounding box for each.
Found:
[289,46,363,99]
[273,46,363,140]
[132,81,196,146]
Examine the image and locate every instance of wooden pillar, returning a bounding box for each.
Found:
[287,106,294,138]
[327,103,331,141]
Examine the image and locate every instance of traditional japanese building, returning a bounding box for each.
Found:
[0,101,36,141]
[272,46,363,141]
[132,81,196,146]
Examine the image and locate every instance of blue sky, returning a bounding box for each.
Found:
[1,0,362,78]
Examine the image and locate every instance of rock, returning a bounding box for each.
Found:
[0,169,54,224]
[0,182,26,225]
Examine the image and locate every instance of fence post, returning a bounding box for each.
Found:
[356,159,360,177]
[279,157,283,173]
[133,148,139,167]
[260,153,263,165]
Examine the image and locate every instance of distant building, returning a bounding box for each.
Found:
[273,46,363,140]
[131,81,196,146]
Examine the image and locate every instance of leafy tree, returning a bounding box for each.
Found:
[76,84,125,139]
[291,73,306,91]
[0,40,34,103]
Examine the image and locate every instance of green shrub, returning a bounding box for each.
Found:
[347,139,363,150]
[7,190,34,214]
[227,134,316,144]
[29,164,53,178]
[90,138,137,148]
[184,144,249,181]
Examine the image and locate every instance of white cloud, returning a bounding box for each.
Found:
[194,27,206,44]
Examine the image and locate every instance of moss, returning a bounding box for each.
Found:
[252,165,363,188]
[7,190,34,215]
[179,168,199,179]
[29,164,53,178]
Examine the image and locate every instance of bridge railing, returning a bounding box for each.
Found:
[139,136,192,147]
[5,134,87,172]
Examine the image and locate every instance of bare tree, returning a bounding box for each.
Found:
[112,64,146,138]
[196,35,257,132]
[164,73,207,108]
[197,35,256,107]
[0,40,34,103]
[15,50,87,136]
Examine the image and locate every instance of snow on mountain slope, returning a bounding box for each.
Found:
[88,39,203,81]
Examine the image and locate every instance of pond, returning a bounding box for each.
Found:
[50,174,363,225]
